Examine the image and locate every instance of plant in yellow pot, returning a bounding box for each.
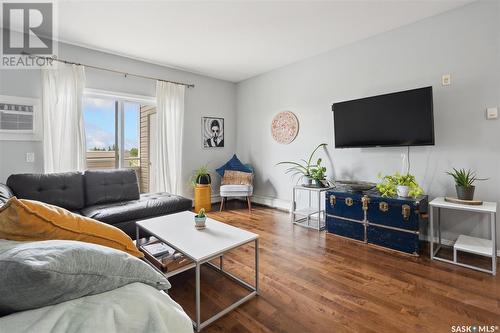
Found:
[191,165,212,212]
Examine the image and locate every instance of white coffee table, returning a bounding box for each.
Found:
[136,211,259,332]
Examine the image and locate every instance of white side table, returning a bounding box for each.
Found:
[429,197,497,275]
[291,185,333,231]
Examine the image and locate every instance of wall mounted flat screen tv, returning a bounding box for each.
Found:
[332,86,434,148]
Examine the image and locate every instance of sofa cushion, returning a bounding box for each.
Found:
[0,197,143,258]
[81,192,193,225]
[6,172,85,210]
[221,170,253,185]
[0,184,13,206]
[220,184,253,197]
[216,154,252,177]
[84,169,140,206]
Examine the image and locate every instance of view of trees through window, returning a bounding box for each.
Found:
[83,97,140,169]
[124,102,140,167]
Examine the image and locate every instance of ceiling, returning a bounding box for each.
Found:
[52,0,471,82]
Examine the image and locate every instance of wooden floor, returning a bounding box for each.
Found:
[168,201,500,333]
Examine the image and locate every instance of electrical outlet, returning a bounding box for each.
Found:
[26,152,35,163]
[442,74,451,86]
[486,107,498,120]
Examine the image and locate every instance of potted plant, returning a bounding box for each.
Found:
[377,173,424,198]
[446,168,487,200]
[190,165,211,186]
[276,143,327,186]
[309,158,327,188]
[194,208,206,229]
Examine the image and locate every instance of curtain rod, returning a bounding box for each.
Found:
[29,54,195,88]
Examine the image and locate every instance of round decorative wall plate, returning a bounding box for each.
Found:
[271,111,299,144]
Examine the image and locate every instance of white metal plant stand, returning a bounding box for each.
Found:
[291,185,333,231]
[429,197,497,275]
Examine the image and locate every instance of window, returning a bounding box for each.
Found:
[123,102,140,168]
[83,90,156,192]
[84,97,117,169]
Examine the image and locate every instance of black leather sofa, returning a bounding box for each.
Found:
[0,169,192,239]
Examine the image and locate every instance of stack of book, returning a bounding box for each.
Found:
[140,238,191,273]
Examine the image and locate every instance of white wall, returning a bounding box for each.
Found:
[0,42,236,199]
[1,2,499,247]
[236,1,500,244]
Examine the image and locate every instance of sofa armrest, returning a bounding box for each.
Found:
[0,183,14,205]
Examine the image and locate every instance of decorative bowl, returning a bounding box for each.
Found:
[335,180,376,192]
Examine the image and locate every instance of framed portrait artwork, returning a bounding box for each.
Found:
[202,116,224,148]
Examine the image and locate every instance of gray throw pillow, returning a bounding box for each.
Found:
[0,239,170,316]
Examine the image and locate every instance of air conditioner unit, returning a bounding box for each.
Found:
[0,95,41,141]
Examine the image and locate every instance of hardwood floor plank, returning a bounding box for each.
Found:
[166,201,500,332]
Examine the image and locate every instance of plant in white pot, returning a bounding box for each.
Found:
[194,208,207,230]
[377,173,424,198]
[276,143,328,187]
[446,168,487,201]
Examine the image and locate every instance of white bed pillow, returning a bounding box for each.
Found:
[0,239,170,316]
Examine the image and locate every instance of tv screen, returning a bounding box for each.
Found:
[332,86,434,148]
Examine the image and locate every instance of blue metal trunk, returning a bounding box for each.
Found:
[326,216,365,241]
[367,225,420,255]
[326,187,427,256]
[367,196,424,231]
[325,191,364,221]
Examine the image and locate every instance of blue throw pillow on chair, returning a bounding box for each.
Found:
[216,154,252,177]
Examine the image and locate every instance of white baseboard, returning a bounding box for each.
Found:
[250,194,291,211]
[195,194,286,207]
[214,194,291,211]
[211,194,221,204]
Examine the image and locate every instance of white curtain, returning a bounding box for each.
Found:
[153,81,185,194]
[42,64,86,173]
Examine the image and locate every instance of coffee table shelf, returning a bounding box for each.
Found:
[164,262,197,278]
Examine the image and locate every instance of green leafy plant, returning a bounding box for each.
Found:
[309,158,327,181]
[446,168,487,187]
[376,172,424,198]
[276,143,327,181]
[196,208,206,218]
[190,165,211,187]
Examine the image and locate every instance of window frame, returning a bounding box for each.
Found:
[83,89,155,169]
